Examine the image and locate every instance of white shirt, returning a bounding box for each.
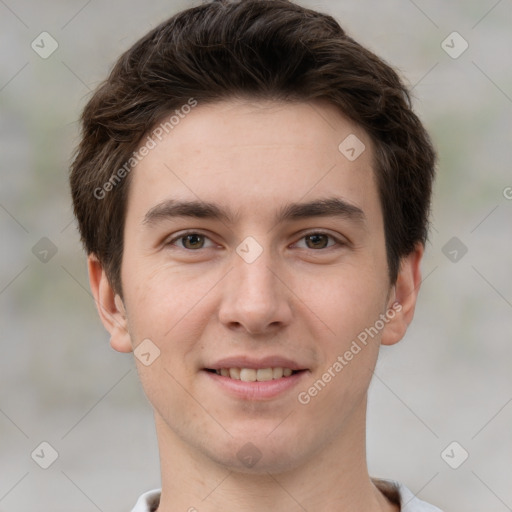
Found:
[130,480,443,511]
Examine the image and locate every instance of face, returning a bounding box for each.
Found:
[90,99,421,474]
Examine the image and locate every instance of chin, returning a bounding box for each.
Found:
[203,432,310,476]
[217,451,305,476]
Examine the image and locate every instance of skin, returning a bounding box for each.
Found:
[88,99,423,512]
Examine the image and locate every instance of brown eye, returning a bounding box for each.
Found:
[166,231,218,252]
[181,234,205,249]
[304,233,331,249]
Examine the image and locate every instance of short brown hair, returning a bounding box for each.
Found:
[70,0,436,296]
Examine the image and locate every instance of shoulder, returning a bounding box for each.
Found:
[374,478,444,512]
[131,483,444,512]
[130,488,161,512]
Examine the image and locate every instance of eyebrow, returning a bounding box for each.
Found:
[142,197,366,227]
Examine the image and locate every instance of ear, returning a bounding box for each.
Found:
[87,254,133,353]
[381,243,424,346]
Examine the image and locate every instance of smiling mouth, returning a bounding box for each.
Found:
[205,367,305,382]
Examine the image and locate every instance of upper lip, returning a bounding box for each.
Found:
[205,356,307,371]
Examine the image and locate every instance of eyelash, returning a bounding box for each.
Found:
[166,230,345,251]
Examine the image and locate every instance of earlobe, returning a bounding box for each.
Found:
[87,255,133,353]
[381,243,424,346]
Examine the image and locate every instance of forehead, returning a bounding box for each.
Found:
[126,99,381,228]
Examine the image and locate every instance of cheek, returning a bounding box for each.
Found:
[304,264,388,344]
[297,273,386,414]
[123,260,207,334]
[122,264,219,382]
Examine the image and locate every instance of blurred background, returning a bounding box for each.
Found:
[1,0,511,510]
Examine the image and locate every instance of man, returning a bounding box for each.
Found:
[70,1,441,510]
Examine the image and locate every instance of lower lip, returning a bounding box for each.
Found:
[203,370,308,400]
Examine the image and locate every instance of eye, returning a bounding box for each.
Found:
[167,232,216,250]
[165,230,344,251]
[294,232,342,250]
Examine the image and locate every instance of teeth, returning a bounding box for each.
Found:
[256,368,273,381]
[214,367,296,381]
[229,367,240,379]
[273,367,284,379]
[240,368,257,382]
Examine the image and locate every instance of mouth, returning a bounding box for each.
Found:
[202,357,309,400]
[204,367,305,382]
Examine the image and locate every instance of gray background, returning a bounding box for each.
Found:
[1,0,511,510]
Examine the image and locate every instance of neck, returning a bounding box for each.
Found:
[153,396,398,512]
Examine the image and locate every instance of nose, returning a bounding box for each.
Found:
[217,248,293,336]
